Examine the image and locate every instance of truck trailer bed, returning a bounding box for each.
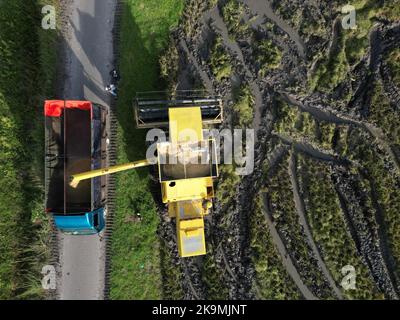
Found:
[45,100,106,215]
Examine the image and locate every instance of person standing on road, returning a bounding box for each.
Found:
[110,69,120,82]
[105,69,120,97]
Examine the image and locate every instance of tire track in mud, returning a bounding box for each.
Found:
[257,145,308,299]
[380,62,400,110]
[265,144,290,172]
[307,16,337,78]
[281,93,400,172]
[275,133,351,165]
[239,0,306,58]
[326,18,341,67]
[364,124,400,172]
[288,152,343,299]
[332,169,399,299]
[206,9,266,295]
[263,141,346,298]
[276,93,400,298]
[179,39,215,94]
[365,174,400,295]
[280,93,354,125]
[261,193,316,300]
[348,24,382,116]
[204,5,264,140]
[209,122,275,298]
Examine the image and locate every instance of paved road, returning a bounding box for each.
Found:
[57,0,115,300]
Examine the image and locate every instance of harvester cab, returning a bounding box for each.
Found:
[69,91,223,257]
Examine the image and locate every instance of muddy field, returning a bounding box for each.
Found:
[155,0,400,299]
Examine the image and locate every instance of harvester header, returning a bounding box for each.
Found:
[135,90,223,128]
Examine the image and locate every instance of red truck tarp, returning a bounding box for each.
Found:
[44,100,92,117]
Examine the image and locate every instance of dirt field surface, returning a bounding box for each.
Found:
[153,0,400,300]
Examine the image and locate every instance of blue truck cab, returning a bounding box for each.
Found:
[45,100,108,235]
[53,208,105,235]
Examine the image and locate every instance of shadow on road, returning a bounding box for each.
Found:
[66,2,113,105]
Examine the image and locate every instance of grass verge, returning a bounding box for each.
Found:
[0,0,58,299]
[109,0,183,300]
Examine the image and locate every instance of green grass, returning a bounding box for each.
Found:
[273,98,337,150]
[250,195,301,299]
[253,39,282,77]
[309,0,399,93]
[265,154,335,299]
[343,128,400,277]
[221,0,251,40]
[210,36,232,82]
[0,0,58,299]
[274,99,317,139]
[109,0,184,300]
[309,31,348,92]
[368,79,400,145]
[386,47,400,88]
[232,86,254,128]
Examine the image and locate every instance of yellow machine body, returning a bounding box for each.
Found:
[157,106,217,257]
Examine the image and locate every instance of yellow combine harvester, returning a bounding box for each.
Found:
[70,92,223,257]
